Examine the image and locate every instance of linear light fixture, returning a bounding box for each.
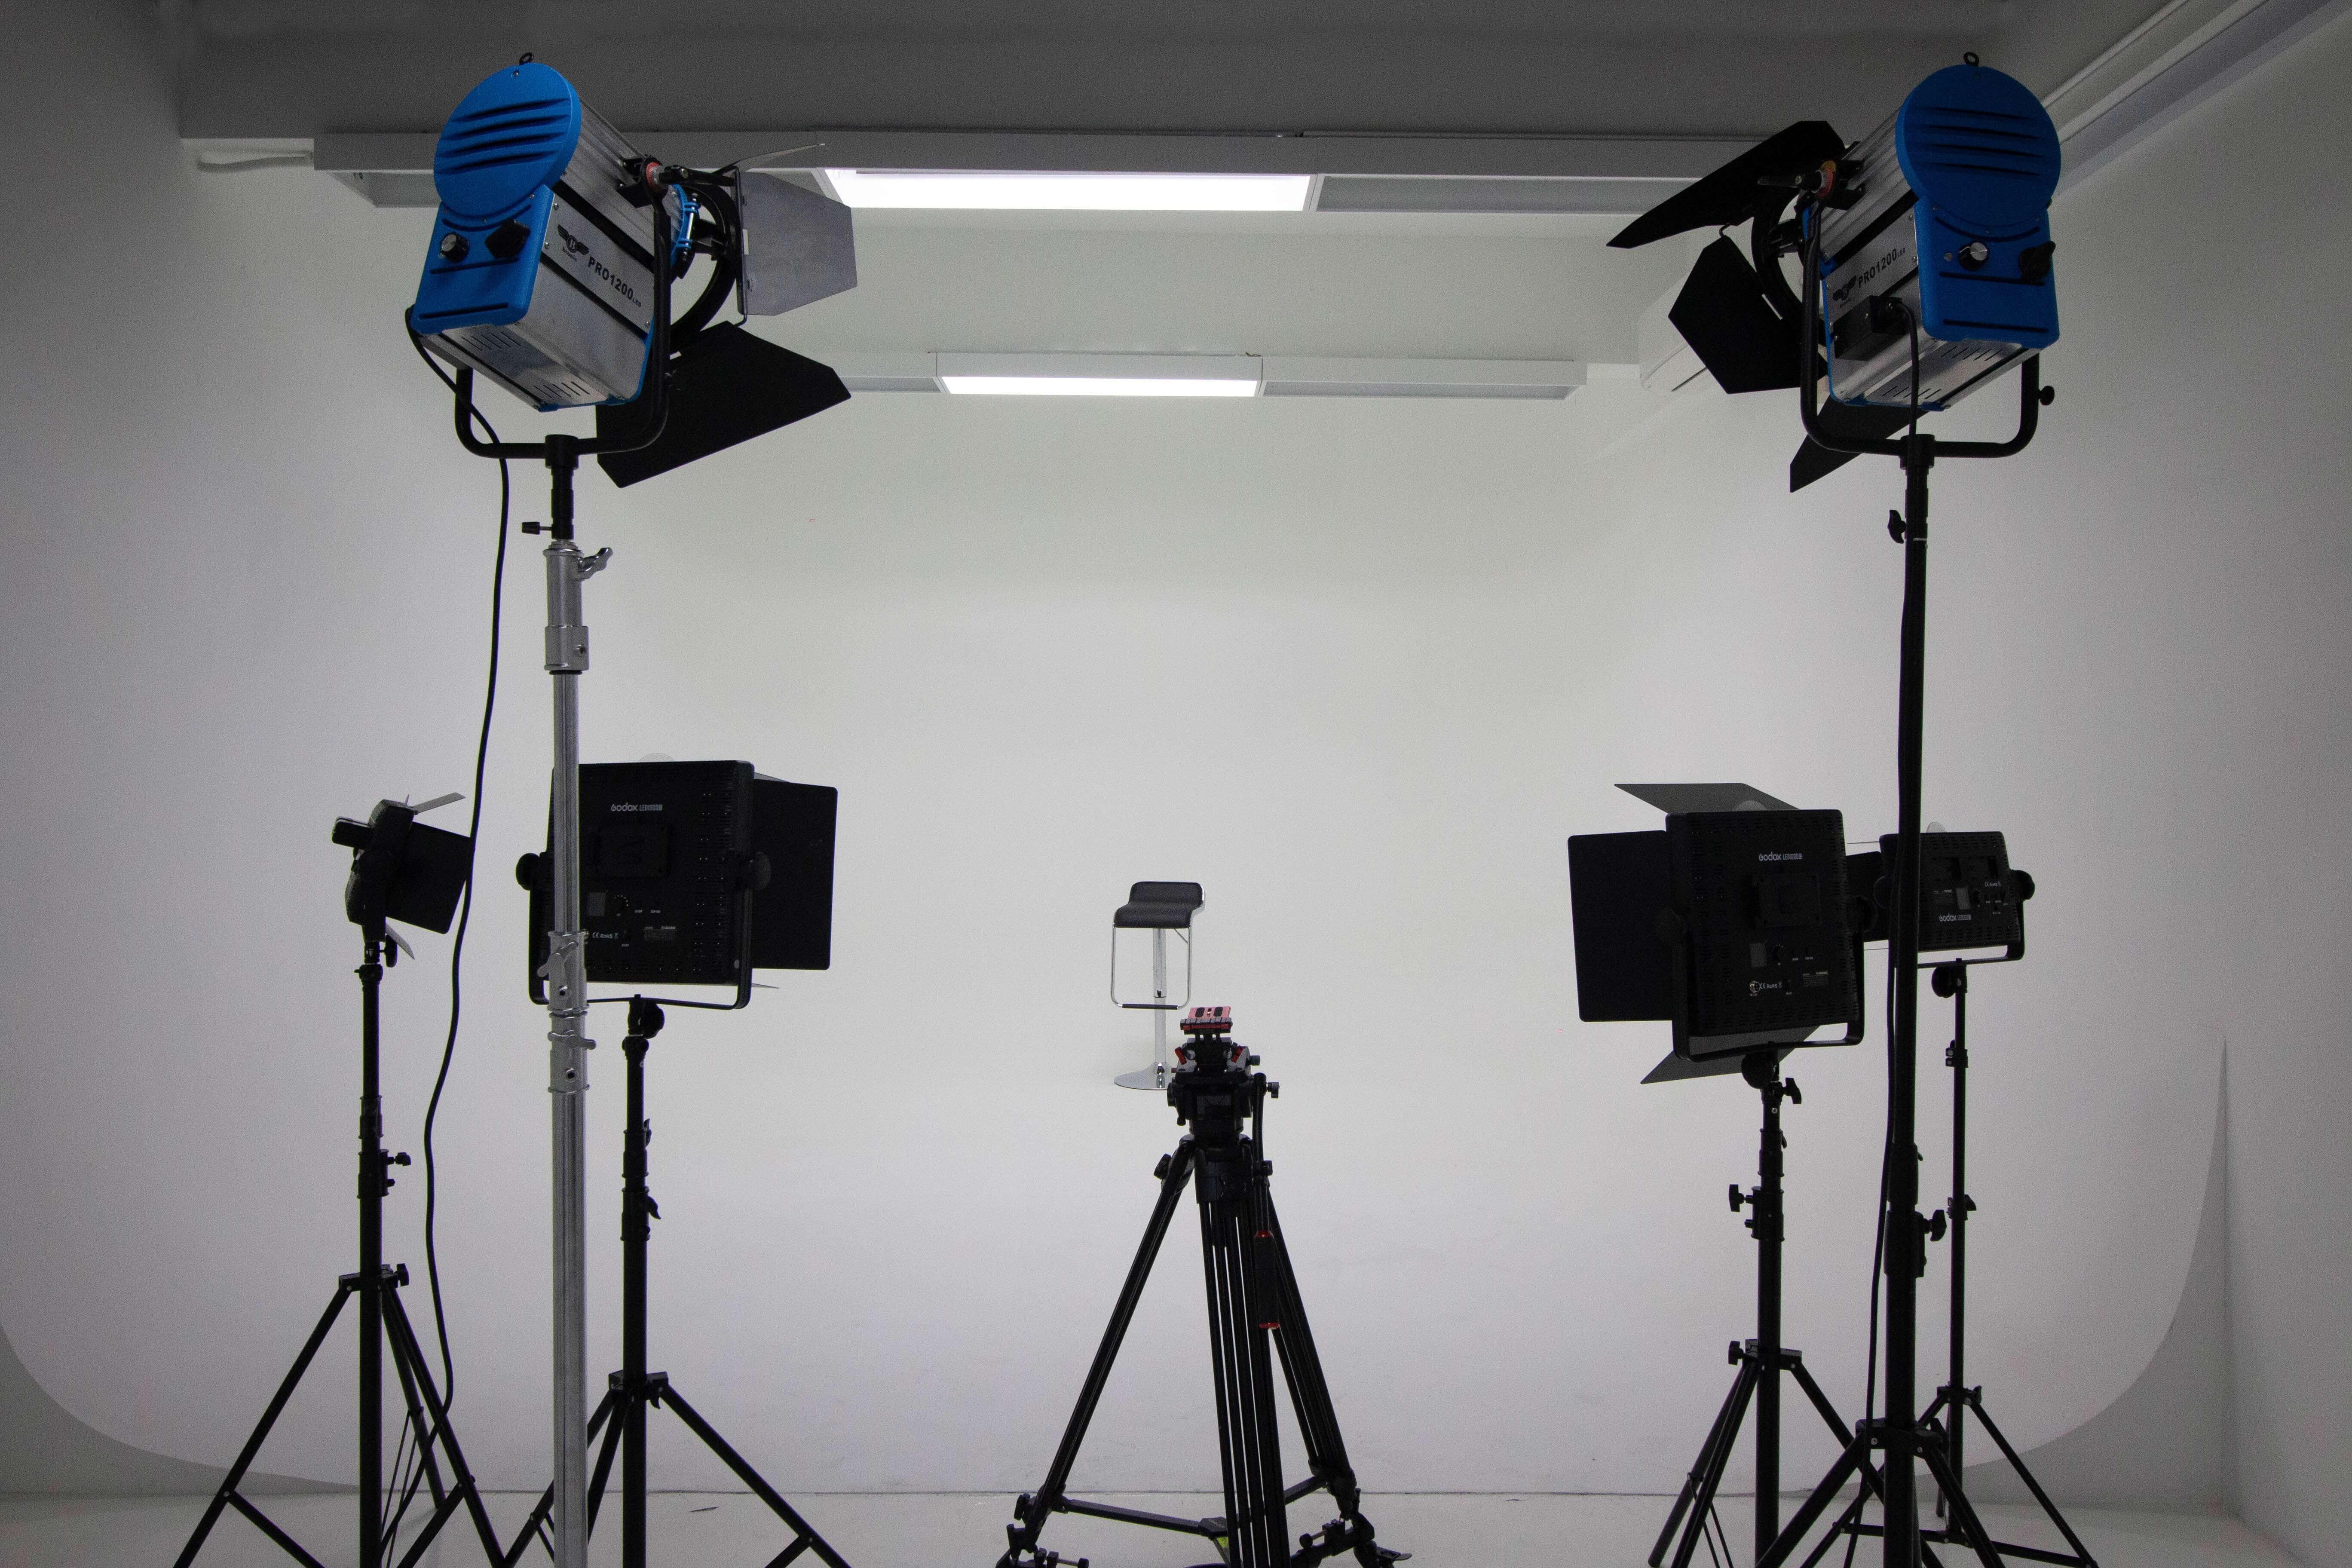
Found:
[934,353,1263,396]
[828,353,1588,398]
[823,169,1313,211]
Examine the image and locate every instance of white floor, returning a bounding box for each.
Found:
[0,1491,2306,1568]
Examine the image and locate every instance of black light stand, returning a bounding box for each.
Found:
[1653,1051,1881,1568]
[1756,224,2052,1568]
[176,804,502,1568]
[1804,961,2098,1568]
[1914,962,2095,1567]
[497,998,855,1568]
[999,1013,1406,1568]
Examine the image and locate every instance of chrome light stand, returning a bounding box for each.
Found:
[427,208,675,1568]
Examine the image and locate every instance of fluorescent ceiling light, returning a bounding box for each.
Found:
[824,169,1312,211]
[935,353,1262,397]
[940,377,1259,397]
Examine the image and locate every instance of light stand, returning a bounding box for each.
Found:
[433,204,677,1568]
[1000,1012,1406,1568]
[1914,962,2095,1567]
[175,805,502,1568]
[1803,961,2098,1568]
[1758,231,2051,1568]
[1652,1051,1879,1568]
[496,999,856,1568]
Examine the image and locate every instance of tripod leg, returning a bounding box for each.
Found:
[1000,1140,1198,1568]
[1917,1446,2004,1568]
[384,1285,509,1565]
[173,1280,356,1568]
[1959,1396,2098,1567]
[1232,1177,1292,1568]
[1793,1491,1871,1568]
[1652,1360,1755,1568]
[383,1302,451,1511]
[1789,1360,1887,1509]
[380,1297,462,1568]
[1196,1144,1292,1568]
[1259,1202,1348,1483]
[587,1384,628,1537]
[222,1494,332,1568]
[1758,1428,1872,1568]
[1789,1360,1855,1447]
[1200,1185,1259,1568]
[1784,1359,1885,1568]
[1672,1363,1758,1568]
[657,1384,856,1568]
[1914,1389,1954,1525]
[1255,1198,1397,1568]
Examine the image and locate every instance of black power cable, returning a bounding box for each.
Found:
[406,328,511,1412]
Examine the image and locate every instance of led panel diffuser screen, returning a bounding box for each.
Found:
[1571,808,1861,1061]
[1672,810,1859,1052]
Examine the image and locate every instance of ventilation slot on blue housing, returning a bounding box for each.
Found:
[436,101,575,181]
[1903,109,2061,214]
[429,64,583,224]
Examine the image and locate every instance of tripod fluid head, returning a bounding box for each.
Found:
[1166,1007,1271,1142]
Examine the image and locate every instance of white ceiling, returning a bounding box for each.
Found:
[177,0,2344,222]
[180,0,2169,153]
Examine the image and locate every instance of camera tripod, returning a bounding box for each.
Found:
[175,923,503,1568]
[1653,1051,1881,1568]
[499,998,854,1568]
[999,1011,1405,1568]
[1806,965,2096,1568]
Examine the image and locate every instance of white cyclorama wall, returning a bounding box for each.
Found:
[0,9,2346,1565]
